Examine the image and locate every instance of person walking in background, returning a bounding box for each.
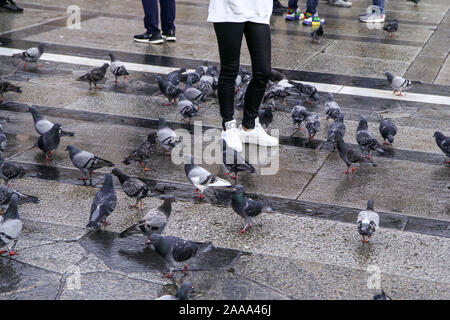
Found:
[360,0,386,23]
[328,0,352,8]
[208,0,279,152]
[134,0,176,44]
[285,0,325,26]
[273,0,288,14]
[0,0,23,12]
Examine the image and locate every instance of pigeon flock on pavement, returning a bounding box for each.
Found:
[0,10,446,299]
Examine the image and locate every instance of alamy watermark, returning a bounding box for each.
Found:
[65,265,81,290]
[67,5,81,29]
[366,265,381,290]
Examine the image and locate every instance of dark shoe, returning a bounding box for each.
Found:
[0,0,24,12]
[133,31,164,44]
[273,0,288,14]
[162,29,176,41]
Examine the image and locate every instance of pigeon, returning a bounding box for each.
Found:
[356,116,385,158]
[36,123,62,161]
[385,72,421,96]
[156,282,194,300]
[311,24,324,44]
[231,185,271,233]
[155,75,183,106]
[327,113,346,150]
[111,168,150,210]
[183,77,206,103]
[335,136,376,174]
[167,67,187,86]
[324,93,341,120]
[270,69,284,83]
[287,81,320,104]
[0,124,6,152]
[383,19,398,38]
[305,113,321,140]
[258,104,274,129]
[119,194,176,241]
[0,194,21,256]
[433,131,450,164]
[263,81,291,106]
[373,289,392,300]
[65,144,115,185]
[183,66,205,84]
[407,0,420,7]
[148,233,215,278]
[290,103,309,131]
[177,93,200,123]
[108,53,129,83]
[234,83,247,110]
[28,106,74,137]
[357,199,379,243]
[0,184,40,214]
[0,156,28,186]
[379,119,397,145]
[76,63,109,89]
[0,80,22,104]
[222,139,255,181]
[238,66,252,84]
[122,133,156,171]
[199,67,215,97]
[157,117,183,154]
[184,154,231,199]
[86,173,117,229]
[12,44,46,68]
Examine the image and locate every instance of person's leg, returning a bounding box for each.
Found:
[213,23,245,130]
[159,0,176,34]
[142,0,159,34]
[306,0,319,15]
[288,0,298,9]
[242,22,271,130]
[376,0,385,15]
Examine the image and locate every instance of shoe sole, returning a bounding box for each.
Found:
[162,36,176,41]
[285,16,300,21]
[149,39,164,44]
[303,20,325,26]
[360,18,385,23]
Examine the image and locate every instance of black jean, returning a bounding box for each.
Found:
[213,22,271,130]
[142,0,175,34]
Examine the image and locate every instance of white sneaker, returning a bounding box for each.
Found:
[221,120,243,152]
[360,12,385,23]
[239,118,279,147]
[333,0,352,8]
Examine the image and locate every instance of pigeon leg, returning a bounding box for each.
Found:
[0,250,7,255]
[181,264,189,273]
[362,236,368,244]
[352,167,356,173]
[444,161,450,164]
[344,168,350,175]
[114,76,118,84]
[45,153,51,161]
[100,219,110,226]
[232,173,238,181]
[162,271,174,279]
[0,96,4,104]
[124,75,127,81]
[193,188,199,193]
[23,61,26,69]
[37,63,42,68]
[239,224,249,234]
[129,198,139,209]
[196,193,205,199]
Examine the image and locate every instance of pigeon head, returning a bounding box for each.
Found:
[234,185,245,194]
[385,72,394,83]
[179,67,187,73]
[3,193,19,220]
[160,194,176,203]
[108,53,116,61]
[357,116,368,131]
[326,92,334,101]
[101,63,109,69]
[111,168,129,184]
[38,44,46,52]
[158,117,168,129]
[178,93,186,101]
[336,113,345,123]
[433,131,444,141]
[65,144,79,156]
[101,173,115,192]
[176,282,195,300]
[366,199,375,211]
[358,221,374,236]
[387,134,395,144]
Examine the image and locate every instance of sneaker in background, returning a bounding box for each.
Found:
[222,120,243,153]
[133,31,164,44]
[239,118,279,147]
[303,12,325,26]
[285,8,302,21]
[333,0,352,8]
[162,29,176,41]
[360,12,385,23]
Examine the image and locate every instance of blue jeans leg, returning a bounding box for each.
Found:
[160,0,176,34]
[288,0,298,9]
[306,0,319,15]
[142,0,159,33]
[372,0,385,15]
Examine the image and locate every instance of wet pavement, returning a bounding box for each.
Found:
[0,0,449,300]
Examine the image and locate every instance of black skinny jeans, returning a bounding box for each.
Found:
[213,22,271,130]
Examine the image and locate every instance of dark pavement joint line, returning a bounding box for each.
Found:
[1,102,446,166]
[8,161,450,239]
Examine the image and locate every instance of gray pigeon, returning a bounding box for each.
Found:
[0,194,21,256]
[324,93,341,120]
[356,116,385,158]
[0,156,28,186]
[290,103,309,132]
[270,69,284,82]
[86,173,117,229]
[184,154,231,199]
[156,75,183,106]
[65,144,115,185]
[311,24,324,44]
[305,113,321,140]
[149,233,215,278]
[108,53,129,83]
[28,106,74,137]
[231,185,271,233]
[433,131,450,164]
[222,139,255,181]
[183,77,206,103]
[383,19,398,38]
[0,124,6,152]
[36,123,62,161]
[336,136,376,174]
[122,133,156,171]
[12,44,46,68]
[379,119,397,145]
[167,68,187,86]
[263,81,291,106]
[373,289,392,300]
[156,282,194,300]
[0,184,40,214]
[183,66,204,84]
[199,67,215,97]
[119,194,176,241]
[327,113,346,150]
[76,63,109,89]
[258,104,274,129]
[157,117,183,153]
[0,80,22,104]
[385,72,421,96]
[287,81,320,104]
[111,168,150,210]
[357,199,379,243]
[177,93,200,123]
[234,83,247,110]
